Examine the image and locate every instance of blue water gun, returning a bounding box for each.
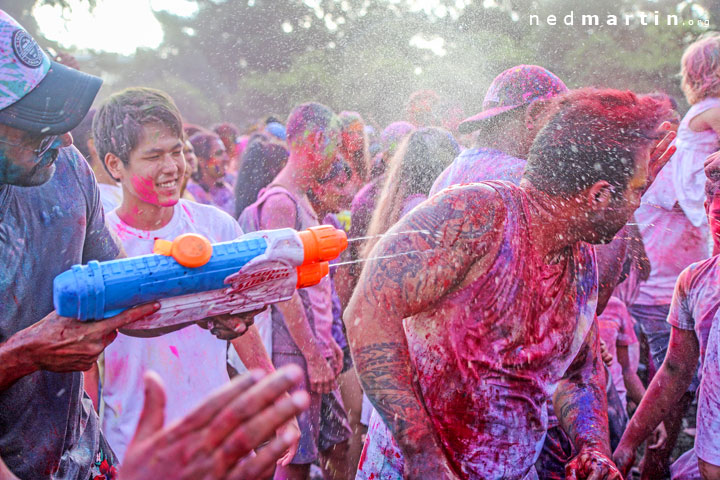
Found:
[53,226,348,329]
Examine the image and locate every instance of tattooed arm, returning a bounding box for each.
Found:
[555,320,622,480]
[344,185,505,477]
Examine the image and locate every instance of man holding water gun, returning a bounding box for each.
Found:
[0,10,306,479]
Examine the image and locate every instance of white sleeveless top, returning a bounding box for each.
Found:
[645,96,720,227]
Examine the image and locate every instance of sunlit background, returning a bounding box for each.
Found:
[1,0,716,129]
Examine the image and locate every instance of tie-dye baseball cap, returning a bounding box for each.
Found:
[458,65,567,134]
[0,10,102,134]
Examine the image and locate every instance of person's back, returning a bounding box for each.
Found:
[430,147,525,194]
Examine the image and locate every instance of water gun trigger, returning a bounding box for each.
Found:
[296,262,329,288]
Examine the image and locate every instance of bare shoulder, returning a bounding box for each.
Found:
[259,192,297,229]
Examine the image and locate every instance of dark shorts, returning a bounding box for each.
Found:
[273,352,352,464]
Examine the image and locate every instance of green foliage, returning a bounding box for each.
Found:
[21,0,720,128]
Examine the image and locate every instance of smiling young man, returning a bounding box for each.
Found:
[91,87,299,464]
[346,89,674,480]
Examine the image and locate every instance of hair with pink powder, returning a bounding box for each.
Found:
[681,32,720,105]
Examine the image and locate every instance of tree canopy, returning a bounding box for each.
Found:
[3,0,717,129]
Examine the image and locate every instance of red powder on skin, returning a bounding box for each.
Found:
[131,175,159,205]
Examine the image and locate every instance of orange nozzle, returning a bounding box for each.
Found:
[297,225,348,265]
[153,233,213,268]
[296,262,330,288]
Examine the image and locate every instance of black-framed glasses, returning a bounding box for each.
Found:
[0,134,59,157]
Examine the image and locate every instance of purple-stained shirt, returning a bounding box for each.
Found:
[430,147,526,196]
[186,180,235,216]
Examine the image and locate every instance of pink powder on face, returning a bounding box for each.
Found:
[169,345,179,358]
[131,175,159,204]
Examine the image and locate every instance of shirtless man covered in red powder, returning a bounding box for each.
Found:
[345,89,675,480]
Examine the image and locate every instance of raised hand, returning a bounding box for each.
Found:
[646,122,676,190]
[120,365,308,480]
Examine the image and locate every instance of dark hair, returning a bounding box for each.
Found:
[285,102,339,146]
[71,108,95,163]
[93,87,184,171]
[213,122,240,153]
[524,88,672,196]
[234,133,289,217]
[190,132,224,160]
[184,123,208,139]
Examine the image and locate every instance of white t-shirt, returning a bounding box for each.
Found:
[102,199,242,462]
[666,255,720,467]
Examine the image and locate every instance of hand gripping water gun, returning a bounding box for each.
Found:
[53,226,347,329]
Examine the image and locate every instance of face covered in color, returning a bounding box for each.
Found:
[707,194,720,251]
[311,159,354,214]
[116,123,185,208]
[0,123,69,186]
[200,137,229,181]
[293,116,344,180]
[583,147,649,245]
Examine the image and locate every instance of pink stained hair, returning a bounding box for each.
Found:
[681,32,720,105]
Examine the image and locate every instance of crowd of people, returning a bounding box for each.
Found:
[3,7,720,480]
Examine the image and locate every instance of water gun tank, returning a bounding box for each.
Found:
[53,225,347,323]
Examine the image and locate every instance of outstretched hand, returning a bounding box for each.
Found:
[120,365,308,480]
